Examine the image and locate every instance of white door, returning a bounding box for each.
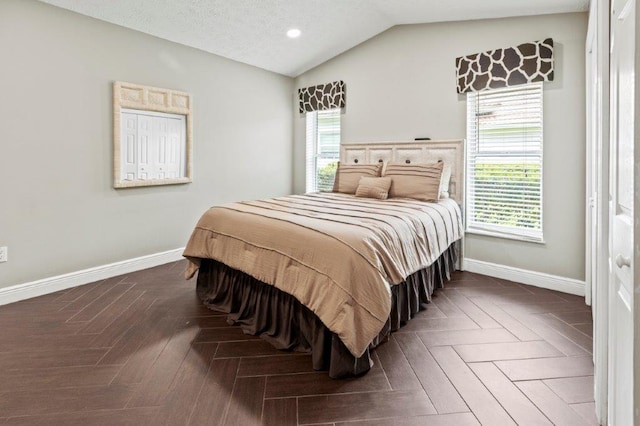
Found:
[137,115,154,180]
[154,116,183,180]
[155,118,169,180]
[119,109,186,182]
[608,0,635,424]
[120,112,138,181]
[166,118,184,179]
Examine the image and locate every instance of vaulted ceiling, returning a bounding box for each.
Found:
[38,0,590,77]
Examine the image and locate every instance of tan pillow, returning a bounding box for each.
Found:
[355,176,392,200]
[333,162,382,194]
[384,162,444,201]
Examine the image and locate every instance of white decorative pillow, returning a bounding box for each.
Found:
[439,163,452,198]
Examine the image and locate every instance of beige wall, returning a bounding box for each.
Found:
[294,13,588,280]
[0,0,293,288]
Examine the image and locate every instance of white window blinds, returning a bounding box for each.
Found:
[305,109,341,192]
[466,83,543,241]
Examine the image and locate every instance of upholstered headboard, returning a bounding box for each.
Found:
[340,139,465,205]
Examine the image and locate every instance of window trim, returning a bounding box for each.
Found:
[465,82,544,242]
[465,226,546,244]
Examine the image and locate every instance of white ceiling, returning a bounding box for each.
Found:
[38,0,589,77]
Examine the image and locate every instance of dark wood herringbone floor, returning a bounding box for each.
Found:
[0,260,598,425]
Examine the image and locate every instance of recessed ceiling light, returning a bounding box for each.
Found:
[287,29,301,39]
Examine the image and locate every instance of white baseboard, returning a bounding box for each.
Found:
[0,248,185,306]
[462,258,585,296]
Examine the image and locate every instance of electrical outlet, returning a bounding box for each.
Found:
[0,246,7,263]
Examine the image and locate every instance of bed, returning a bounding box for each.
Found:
[183,140,465,378]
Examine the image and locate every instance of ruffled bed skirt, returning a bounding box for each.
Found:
[196,242,458,378]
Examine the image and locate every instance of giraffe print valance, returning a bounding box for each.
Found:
[298,80,346,114]
[456,38,554,94]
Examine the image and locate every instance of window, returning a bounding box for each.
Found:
[466,83,543,242]
[305,108,341,192]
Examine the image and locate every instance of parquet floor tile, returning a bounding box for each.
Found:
[335,412,481,425]
[515,381,588,425]
[0,264,596,425]
[543,376,595,404]
[373,335,422,391]
[469,362,552,426]
[570,402,600,425]
[429,346,515,425]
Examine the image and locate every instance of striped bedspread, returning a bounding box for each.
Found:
[183,193,463,357]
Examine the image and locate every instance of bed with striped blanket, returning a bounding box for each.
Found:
[183,192,463,377]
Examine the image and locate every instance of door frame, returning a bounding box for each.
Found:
[586,0,610,423]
